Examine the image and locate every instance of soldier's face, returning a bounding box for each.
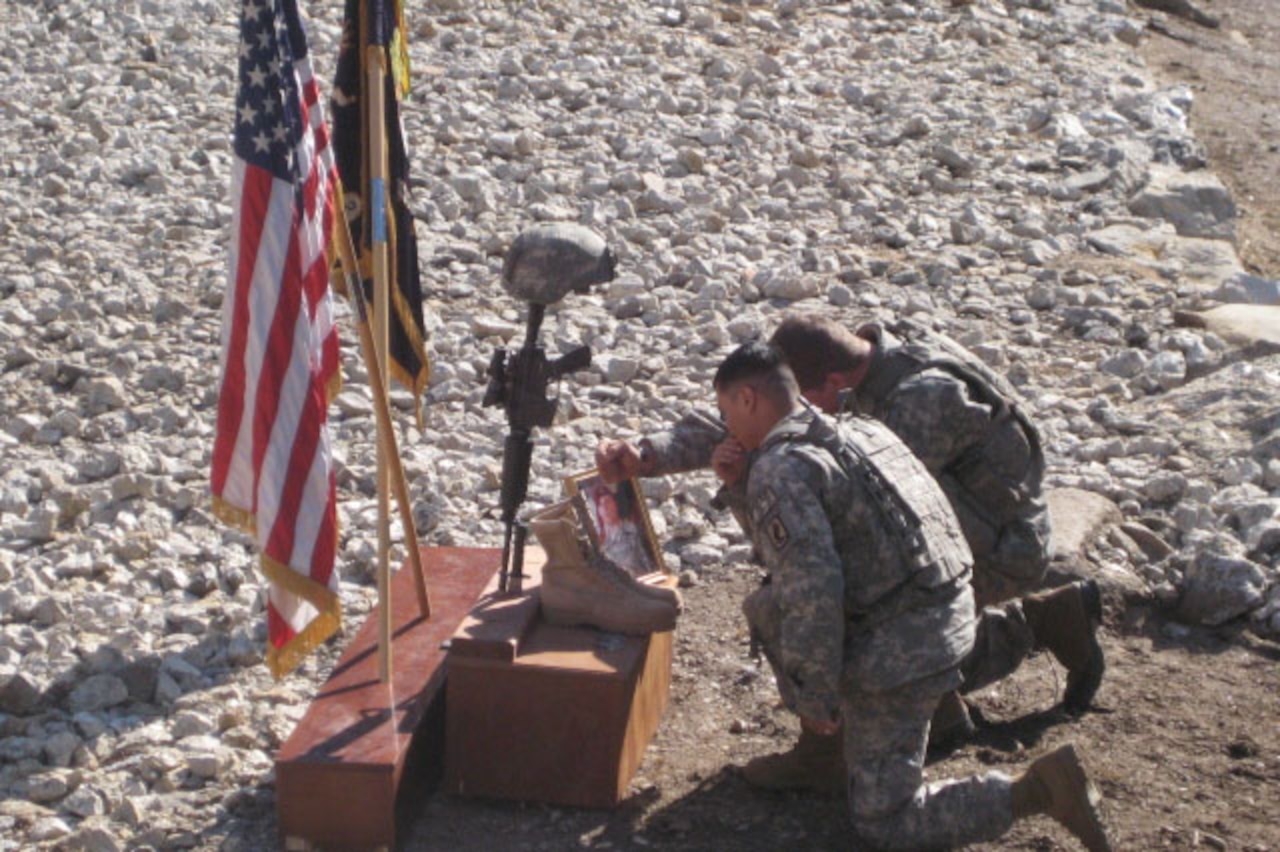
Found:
[717,385,761,450]
[802,371,855,415]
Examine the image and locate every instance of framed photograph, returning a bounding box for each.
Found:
[563,471,667,578]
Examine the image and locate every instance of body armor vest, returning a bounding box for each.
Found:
[760,411,971,620]
[857,319,1045,529]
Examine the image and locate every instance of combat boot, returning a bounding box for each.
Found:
[589,553,683,612]
[741,728,845,795]
[927,690,976,751]
[1022,580,1105,714]
[529,501,679,635]
[1012,744,1112,852]
[530,500,683,610]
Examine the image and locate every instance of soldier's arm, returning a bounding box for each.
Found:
[638,409,727,476]
[880,370,992,475]
[747,452,844,724]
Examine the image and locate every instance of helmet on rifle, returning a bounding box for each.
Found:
[501,224,617,306]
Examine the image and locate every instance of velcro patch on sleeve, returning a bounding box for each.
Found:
[766,514,791,551]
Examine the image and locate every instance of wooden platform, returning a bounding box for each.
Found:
[275,547,499,850]
[443,558,674,809]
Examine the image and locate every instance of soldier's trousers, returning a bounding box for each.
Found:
[958,543,1049,695]
[842,669,1015,850]
[745,575,1042,704]
[743,588,1015,849]
[958,590,1038,695]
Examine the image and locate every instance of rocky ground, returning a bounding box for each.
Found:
[0,0,1277,850]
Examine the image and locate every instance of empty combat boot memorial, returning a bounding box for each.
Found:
[530,499,680,636]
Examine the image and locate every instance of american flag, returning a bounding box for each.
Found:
[211,0,342,678]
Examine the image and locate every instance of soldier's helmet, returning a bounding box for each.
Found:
[501,224,617,306]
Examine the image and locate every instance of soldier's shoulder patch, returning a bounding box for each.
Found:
[766,514,791,551]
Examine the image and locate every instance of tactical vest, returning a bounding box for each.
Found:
[760,411,971,621]
[855,319,1045,530]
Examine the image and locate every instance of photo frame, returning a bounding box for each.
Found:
[563,471,668,579]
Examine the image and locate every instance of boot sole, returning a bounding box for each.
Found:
[1043,744,1112,852]
[541,605,674,636]
[540,595,678,636]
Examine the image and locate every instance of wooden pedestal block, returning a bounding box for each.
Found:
[275,547,499,850]
[443,557,673,809]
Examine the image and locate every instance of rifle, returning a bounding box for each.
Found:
[483,225,615,593]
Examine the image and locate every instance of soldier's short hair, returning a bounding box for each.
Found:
[769,315,871,391]
[713,342,799,408]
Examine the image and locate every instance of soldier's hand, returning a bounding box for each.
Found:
[711,438,747,487]
[596,439,643,484]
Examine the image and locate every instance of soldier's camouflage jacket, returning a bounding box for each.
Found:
[740,408,975,722]
[848,320,1049,592]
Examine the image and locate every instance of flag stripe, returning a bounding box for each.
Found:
[254,233,309,545]
[265,369,324,569]
[310,468,338,586]
[211,162,273,504]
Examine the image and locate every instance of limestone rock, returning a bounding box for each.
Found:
[68,674,129,713]
[0,670,44,715]
[1047,488,1121,560]
[1128,164,1237,241]
[1177,551,1269,626]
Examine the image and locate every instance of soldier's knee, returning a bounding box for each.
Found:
[849,814,902,851]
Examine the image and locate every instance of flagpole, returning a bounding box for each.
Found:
[367,45,394,684]
[332,200,431,621]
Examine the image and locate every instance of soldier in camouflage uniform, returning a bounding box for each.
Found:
[690,343,1111,851]
[769,316,1104,731]
[599,320,1104,793]
[599,316,1103,757]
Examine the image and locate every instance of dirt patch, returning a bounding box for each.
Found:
[1140,0,1280,279]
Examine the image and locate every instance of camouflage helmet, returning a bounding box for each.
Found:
[501,224,617,305]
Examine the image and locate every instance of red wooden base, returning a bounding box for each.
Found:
[275,547,499,850]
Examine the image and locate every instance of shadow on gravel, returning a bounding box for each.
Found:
[196,780,278,852]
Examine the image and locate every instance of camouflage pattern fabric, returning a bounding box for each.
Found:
[501,224,616,306]
[841,667,1015,849]
[637,325,1050,705]
[742,409,975,719]
[643,406,1038,699]
[848,323,1051,600]
[640,409,725,477]
[742,409,1019,848]
[959,598,1038,694]
[845,324,1052,696]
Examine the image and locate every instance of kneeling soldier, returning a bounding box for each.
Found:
[708,342,1111,851]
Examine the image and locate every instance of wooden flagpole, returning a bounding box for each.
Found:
[368,46,394,683]
[331,194,430,622]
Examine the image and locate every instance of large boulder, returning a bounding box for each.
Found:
[1177,550,1269,626]
[1128,164,1237,241]
[1181,304,1280,350]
